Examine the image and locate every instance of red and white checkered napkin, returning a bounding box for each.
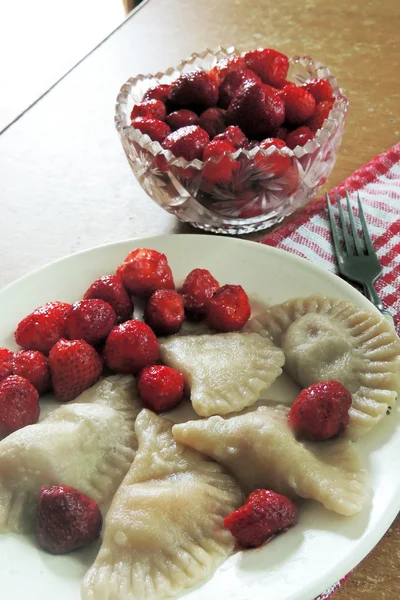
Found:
[259,142,400,599]
[261,142,400,332]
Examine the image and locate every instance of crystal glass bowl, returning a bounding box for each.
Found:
[115,47,348,235]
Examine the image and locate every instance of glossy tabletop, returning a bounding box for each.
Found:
[0,0,399,597]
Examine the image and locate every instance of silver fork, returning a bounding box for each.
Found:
[326,191,394,324]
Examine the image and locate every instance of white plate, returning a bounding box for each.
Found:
[0,234,399,600]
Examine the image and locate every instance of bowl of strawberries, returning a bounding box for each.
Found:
[115,46,348,235]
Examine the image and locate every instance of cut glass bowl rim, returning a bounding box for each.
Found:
[115,46,349,173]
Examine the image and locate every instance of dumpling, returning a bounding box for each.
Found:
[0,375,141,533]
[81,409,242,600]
[159,332,285,417]
[251,295,400,439]
[173,404,368,516]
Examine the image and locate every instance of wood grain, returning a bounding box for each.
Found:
[0,0,399,597]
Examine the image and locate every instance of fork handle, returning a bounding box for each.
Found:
[363,282,395,326]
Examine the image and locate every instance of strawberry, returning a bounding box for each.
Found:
[15,301,71,355]
[280,84,316,126]
[253,137,291,178]
[306,100,334,133]
[83,274,133,323]
[131,116,171,143]
[198,108,226,138]
[210,55,247,85]
[0,362,13,382]
[244,48,289,88]
[207,284,251,332]
[166,109,199,131]
[103,320,159,374]
[302,78,333,103]
[65,299,116,346]
[288,380,352,441]
[226,80,285,139]
[202,139,238,183]
[181,268,220,320]
[0,348,14,364]
[224,489,298,548]
[214,125,248,149]
[49,339,103,402]
[144,289,185,335]
[130,99,167,121]
[168,71,218,111]
[286,126,314,149]
[218,69,261,109]
[0,375,40,436]
[137,365,184,412]
[0,348,14,382]
[116,248,174,298]
[162,125,210,161]
[13,350,51,394]
[36,485,102,554]
[142,84,171,104]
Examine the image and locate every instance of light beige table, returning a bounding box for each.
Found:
[0,0,399,596]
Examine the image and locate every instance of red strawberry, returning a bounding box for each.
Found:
[15,301,71,355]
[36,485,102,554]
[224,489,298,548]
[166,109,199,131]
[65,299,116,346]
[130,99,167,121]
[0,362,13,382]
[181,268,220,320]
[210,55,247,85]
[218,69,261,109]
[198,108,226,138]
[0,375,40,436]
[244,48,289,88]
[286,126,314,149]
[13,350,51,394]
[138,365,184,412]
[83,274,133,323]
[306,100,334,132]
[142,84,171,104]
[302,78,333,103]
[116,248,174,298]
[103,320,159,374]
[48,339,103,402]
[144,289,185,336]
[168,71,218,111]
[0,348,14,364]
[202,139,238,183]
[226,80,285,139]
[162,125,209,161]
[0,348,14,382]
[214,125,248,149]
[207,284,251,332]
[288,380,352,441]
[280,84,316,126]
[131,116,171,143]
[253,137,291,178]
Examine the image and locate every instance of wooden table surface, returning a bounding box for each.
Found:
[0,0,399,597]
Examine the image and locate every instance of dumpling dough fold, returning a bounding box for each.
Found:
[159,332,285,417]
[0,375,141,533]
[173,405,369,516]
[250,295,400,439]
[81,409,242,600]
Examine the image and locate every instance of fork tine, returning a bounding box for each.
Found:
[357,192,375,255]
[345,191,363,256]
[336,192,352,255]
[326,193,343,260]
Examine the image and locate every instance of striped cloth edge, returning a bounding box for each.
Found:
[259,142,400,599]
